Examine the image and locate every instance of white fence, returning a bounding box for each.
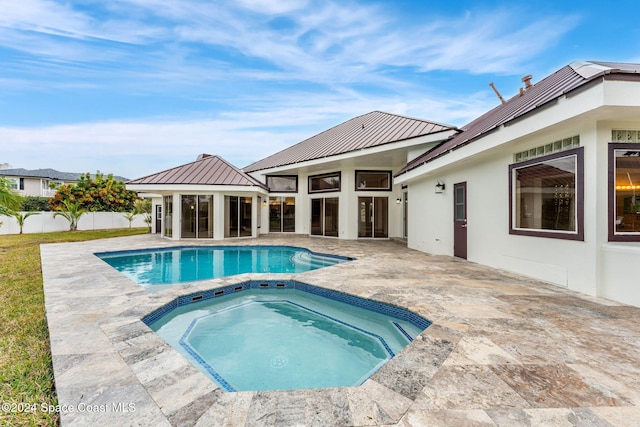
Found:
[0,212,149,235]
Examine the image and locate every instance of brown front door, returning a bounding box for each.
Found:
[453,182,467,259]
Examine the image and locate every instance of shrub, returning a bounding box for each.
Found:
[49,172,138,212]
[21,196,52,211]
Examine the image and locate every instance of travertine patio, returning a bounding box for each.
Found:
[41,235,640,426]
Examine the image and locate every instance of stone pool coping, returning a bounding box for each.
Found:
[42,234,640,426]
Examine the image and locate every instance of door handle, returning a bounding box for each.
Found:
[461,224,467,228]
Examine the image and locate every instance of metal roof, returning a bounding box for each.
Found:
[243,111,456,173]
[0,168,128,182]
[396,61,640,177]
[127,154,267,189]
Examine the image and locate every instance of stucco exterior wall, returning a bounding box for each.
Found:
[403,82,640,306]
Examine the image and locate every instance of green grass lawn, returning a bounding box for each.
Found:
[0,229,148,427]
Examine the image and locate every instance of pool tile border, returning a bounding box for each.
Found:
[143,279,431,332]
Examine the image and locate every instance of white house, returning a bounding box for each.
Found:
[127,61,640,307]
[394,61,640,307]
[128,111,457,240]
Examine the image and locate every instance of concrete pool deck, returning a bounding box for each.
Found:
[42,234,640,426]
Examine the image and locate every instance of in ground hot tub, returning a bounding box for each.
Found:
[143,280,431,392]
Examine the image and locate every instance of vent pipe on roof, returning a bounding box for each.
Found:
[521,74,533,90]
[489,82,506,104]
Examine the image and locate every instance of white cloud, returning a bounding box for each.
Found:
[236,0,309,15]
[0,0,580,85]
[0,86,490,178]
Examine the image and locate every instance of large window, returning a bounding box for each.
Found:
[269,197,295,232]
[310,198,339,237]
[267,175,298,193]
[163,196,173,238]
[309,172,341,193]
[355,171,391,191]
[609,143,640,241]
[225,196,252,238]
[509,147,583,240]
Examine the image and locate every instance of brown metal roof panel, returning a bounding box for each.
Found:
[395,62,623,177]
[128,155,266,188]
[186,161,212,184]
[395,120,423,141]
[243,111,457,172]
[395,71,573,174]
[366,114,402,146]
[199,160,223,183]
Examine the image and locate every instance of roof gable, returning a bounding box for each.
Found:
[396,61,640,177]
[243,111,456,172]
[128,154,267,188]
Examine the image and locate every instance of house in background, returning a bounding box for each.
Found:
[0,167,129,198]
[127,61,640,307]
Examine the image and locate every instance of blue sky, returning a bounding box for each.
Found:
[1,0,639,179]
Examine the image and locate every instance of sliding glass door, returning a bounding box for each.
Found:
[358,197,388,238]
[225,196,252,238]
[310,197,339,237]
[269,197,296,232]
[180,195,213,239]
[197,195,213,238]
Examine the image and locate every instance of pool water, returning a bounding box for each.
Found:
[96,246,350,286]
[146,285,430,392]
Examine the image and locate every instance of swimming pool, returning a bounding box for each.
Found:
[144,280,431,392]
[96,246,351,286]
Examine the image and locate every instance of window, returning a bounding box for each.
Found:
[163,196,173,238]
[609,143,640,241]
[269,197,295,232]
[514,136,580,163]
[611,129,639,143]
[6,177,20,190]
[355,171,391,191]
[509,147,583,240]
[309,172,341,193]
[266,175,298,193]
[225,196,252,238]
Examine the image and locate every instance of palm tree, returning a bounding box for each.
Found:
[134,198,152,232]
[0,178,21,215]
[10,211,39,234]
[0,178,22,231]
[53,200,87,231]
[122,210,137,229]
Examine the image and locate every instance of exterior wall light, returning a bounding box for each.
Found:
[435,180,445,193]
[396,198,402,204]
